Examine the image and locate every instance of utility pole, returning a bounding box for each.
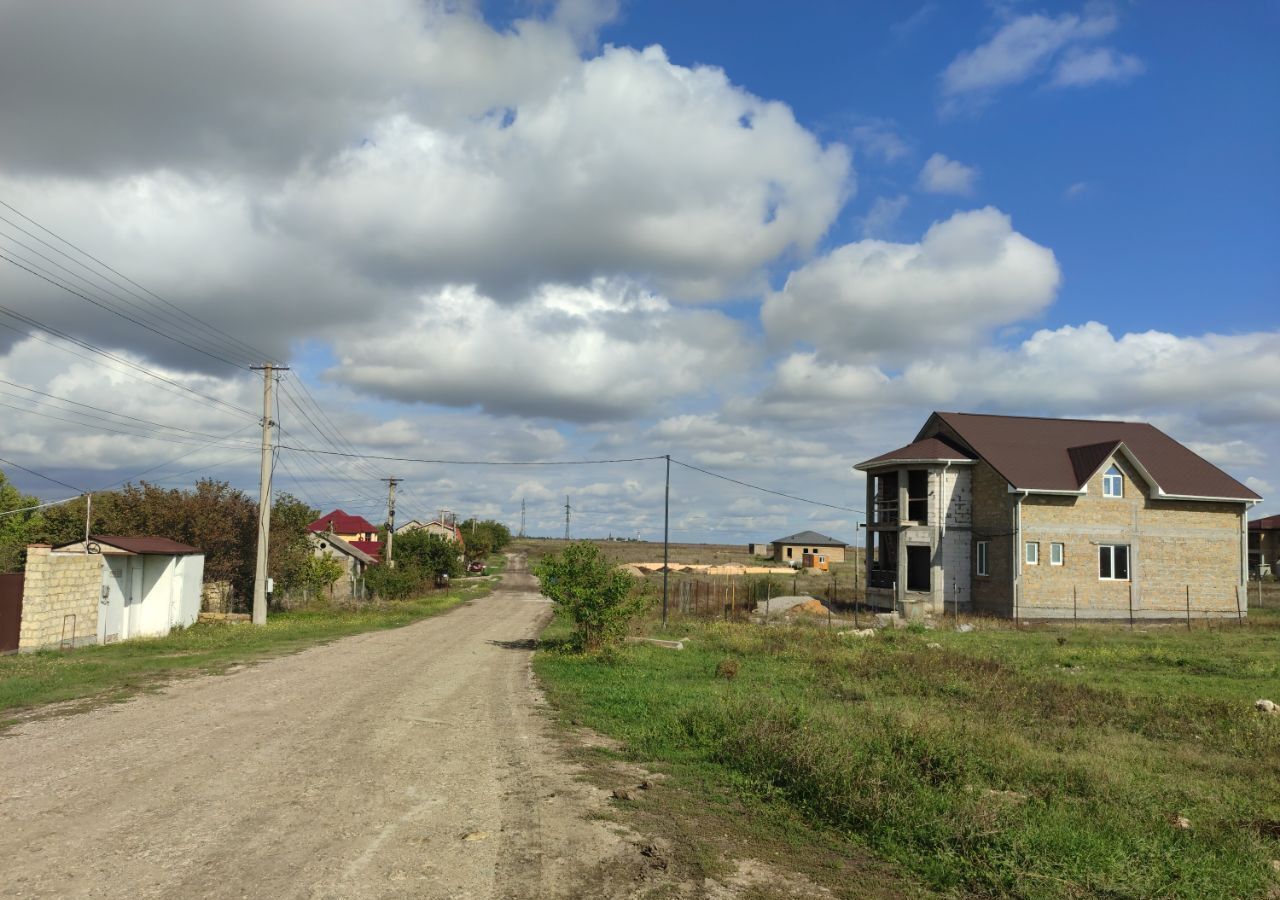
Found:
[564,495,571,540]
[382,477,401,568]
[662,454,670,628]
[519,498,526,538]
[251,363,288,625]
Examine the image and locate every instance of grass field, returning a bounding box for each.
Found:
[0,580,490,723]
[535,605,1280,898]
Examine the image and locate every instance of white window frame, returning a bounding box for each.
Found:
[1103,464,1123,498]
[1099,544,1130,581]
[1025,541,1039,565]
[976,540,989,577]
[1050,542,1064,566]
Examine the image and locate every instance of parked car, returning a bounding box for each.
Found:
[467,560,486,574]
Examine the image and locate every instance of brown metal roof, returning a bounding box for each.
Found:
[1251,515,1280,531]
[856,435,975,469]
[88,535,202,555]
[921,412,1260,500]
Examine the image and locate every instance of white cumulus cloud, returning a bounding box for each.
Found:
[761,207,1060,360]
[918,153,978,195]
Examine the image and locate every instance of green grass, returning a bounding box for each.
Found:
[0,584,484,720]
[535,608,1280,898]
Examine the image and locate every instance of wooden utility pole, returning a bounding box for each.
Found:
[383,477,401,568]
[251,364,288,625]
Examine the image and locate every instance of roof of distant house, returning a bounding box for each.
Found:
[771,530,848,547]
[856,435,976,468]
[350,540,382,562]
[1251,515,1280,531]
[308,509,378,535]
[887,412,1258,501]
[56,535,202,555]
[309,531,376,565]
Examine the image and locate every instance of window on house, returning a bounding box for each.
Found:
[1099,544,1130,580]
[976,540,989,576]
[786,547,793,559]
[907,469,928,522]
[1050,542,1064,566]
[1025,541,1039,565]
[1103,465,1123,498]
[803,548,810,554]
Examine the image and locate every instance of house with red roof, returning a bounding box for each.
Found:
[307,510,382,563]
[1249,515,1280,577]
[855,412,1261,621]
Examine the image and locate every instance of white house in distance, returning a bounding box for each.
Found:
[54,535,204,643]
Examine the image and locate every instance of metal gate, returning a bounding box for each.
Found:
[0,572,23,653]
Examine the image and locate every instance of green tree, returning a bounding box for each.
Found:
[270,492,321,592]
[535,541,646,652]
[0,469,48,573]
[459,518,512,553]
[299,552,346,596]
[394,530,463,580]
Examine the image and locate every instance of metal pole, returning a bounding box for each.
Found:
[1073,585,1077,622]
[662,454,670,628]
[251,364,287,626]
[1186,584,1191,631]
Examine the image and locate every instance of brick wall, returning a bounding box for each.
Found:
[1019,455,1245,619]
[19,546,104,651]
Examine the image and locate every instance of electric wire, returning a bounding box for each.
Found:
[669,457,864,514]
[0,199,273,366]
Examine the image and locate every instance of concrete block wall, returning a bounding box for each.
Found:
[19,546,104,651]
[969,459,1015,616]
[1020,455,1246,619]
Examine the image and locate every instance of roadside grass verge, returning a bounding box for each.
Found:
[0,583,488,721]
[535,609,1280,898]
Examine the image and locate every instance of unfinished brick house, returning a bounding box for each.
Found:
[855,412,1261,620]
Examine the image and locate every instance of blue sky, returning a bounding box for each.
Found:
[0,0,1276,539]
[600,1,1278,335]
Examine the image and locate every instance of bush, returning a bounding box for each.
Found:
[535,541,647,652]
[364,563,425,601]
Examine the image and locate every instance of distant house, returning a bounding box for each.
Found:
[769,531,848,568]
[309,531,376,579]
[855,411,1260,620]
[394,518,465,551]
[1250,515,1280,576]
[308,509,381,562]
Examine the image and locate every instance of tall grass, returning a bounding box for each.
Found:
[536,613,1280,897]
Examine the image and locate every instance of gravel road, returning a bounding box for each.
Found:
[0,556,678,899]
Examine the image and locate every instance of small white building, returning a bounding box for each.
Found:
[54,535,205,643]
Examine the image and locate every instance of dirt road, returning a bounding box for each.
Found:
[0,557,678,899]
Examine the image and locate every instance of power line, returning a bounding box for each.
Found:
[0,247,247,370]
[0,199,274,366]
[0,454,84,493]
[670,457,864,514]
[0,305,257,418]
[273,445,668,466]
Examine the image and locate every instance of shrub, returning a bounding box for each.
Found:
[535,541,647,652]
[715,658,740,680]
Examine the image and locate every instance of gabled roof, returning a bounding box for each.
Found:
[772,530,848,547]
[921,412,1259,501]
[855,435,976,469]
[57,535,202,555]
[308,509,378,535]
[1251,515,1280,531]
[309,531,376,565]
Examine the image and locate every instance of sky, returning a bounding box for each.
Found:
[0,0,1276,544]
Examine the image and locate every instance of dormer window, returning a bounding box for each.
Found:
[1103,465,1123,498]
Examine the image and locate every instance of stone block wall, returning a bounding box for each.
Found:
[970,459,1015,616]
[19,545,104,651]
[1020,456,1245,619]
